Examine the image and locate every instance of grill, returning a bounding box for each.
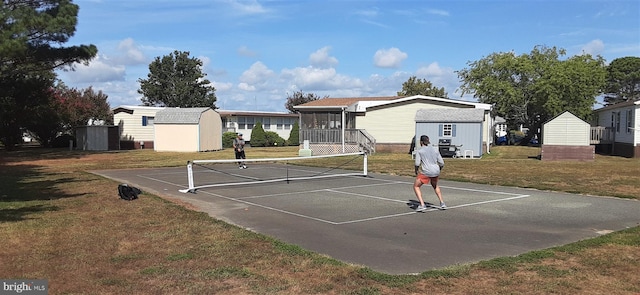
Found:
[438,139,457,157]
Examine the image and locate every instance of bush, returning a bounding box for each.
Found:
[250,122,267,147]
[265,131,285,146]
[288,121,299,146]
[222,132,237,148]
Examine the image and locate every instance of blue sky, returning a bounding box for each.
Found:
[57,0,640,112]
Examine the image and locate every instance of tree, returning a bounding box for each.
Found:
[25,84,112,147]
[288,121,299,146]
[0,0,97,150]
[284,91,326,113]
[604,56,640,105]
[457,45,606,142]
[397,76,447,97]
[138,50,217,108]
[250,122,267,147]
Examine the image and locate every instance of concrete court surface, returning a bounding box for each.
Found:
[92,165,640,275]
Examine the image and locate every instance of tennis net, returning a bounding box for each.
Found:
[179,152,368,193]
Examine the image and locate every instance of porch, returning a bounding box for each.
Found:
[590,126,614,144]
[299,129,376,154]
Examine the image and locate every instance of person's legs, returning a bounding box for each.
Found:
[430,176,445,207]
[235,150,242,167]
[240,151,247,168]
[413,177,425,206]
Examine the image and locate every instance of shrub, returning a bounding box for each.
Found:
[288,121,299,146]
[265,131,285,146]
[222,132,237,148]
[250,122,267,147]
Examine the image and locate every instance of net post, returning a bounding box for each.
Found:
[179,161,195,193]
[363,153,368,176]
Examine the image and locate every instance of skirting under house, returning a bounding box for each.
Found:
[540,145,595,161]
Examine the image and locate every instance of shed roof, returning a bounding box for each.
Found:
[155,108,212,124]
[415,108,485,123]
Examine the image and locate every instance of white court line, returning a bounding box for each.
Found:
[135,172,531,225]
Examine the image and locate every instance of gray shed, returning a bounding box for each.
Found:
[540,111,594,161]
[415,108,485,158]
[154,108,222,152]
[75,125,119,151]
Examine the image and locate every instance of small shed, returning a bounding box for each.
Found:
[154,108,222,152]
[541,111,594,161]
[75,125,119,151]
[415,108,485,158]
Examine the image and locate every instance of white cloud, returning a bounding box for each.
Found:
[309,46,338,68]
[115,38,147,65]
[238,62,276,91]
[415,62,462,98]
[373,47,408,68]
[580,39,605,56]
[237,46,258,57]
[280,66,364,91]
[226,0,270,15]
[213,81,233,91]
[63,55,126,83]
[356,7,379,18]
[426,9,450,17]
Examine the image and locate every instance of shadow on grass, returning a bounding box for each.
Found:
[0,163,87,202]
[0,204,60,222]
[0,147,111,164]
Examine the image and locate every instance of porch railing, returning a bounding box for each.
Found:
[590,126,614,144]
[299,129,376,153]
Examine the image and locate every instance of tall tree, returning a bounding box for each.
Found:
[0,0,97,149]
[457,45,606,142]
[397,76,448,97]
[138,50,217,108]
[604,56,640,105]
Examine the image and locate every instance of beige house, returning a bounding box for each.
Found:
[154,108,222,152]
[294,95,492,154]
[113,105,165,149]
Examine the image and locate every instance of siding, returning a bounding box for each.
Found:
[542,112,590,146]
[114,107,164,142]
[357,102,458,143]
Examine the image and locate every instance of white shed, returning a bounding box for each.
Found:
[154,108,222,152]
[541,111,594,161]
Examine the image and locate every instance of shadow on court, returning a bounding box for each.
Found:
[92,165,640,275]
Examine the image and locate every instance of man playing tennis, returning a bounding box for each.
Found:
[413,135,446,211]
[233,133,247,169]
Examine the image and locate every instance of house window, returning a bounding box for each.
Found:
[616,112,621,133]
[262,118,270,130]
[142,116,154,126]
[438,123,457,137]
[627,109,633,133]
[441,124,452,137]
[276,118,284,130]
[246,117,254,129]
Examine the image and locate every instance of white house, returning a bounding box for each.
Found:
[217,110,299,143]
[592,100,640,158]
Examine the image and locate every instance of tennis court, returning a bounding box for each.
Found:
[92,155,640,275]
